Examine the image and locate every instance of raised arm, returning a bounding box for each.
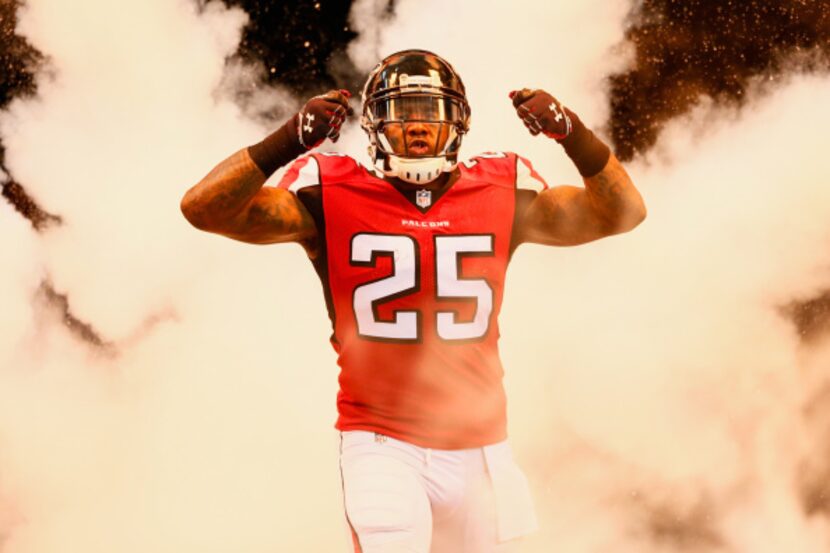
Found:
[180,149,315,246]
[520,153,645,245]
[509,89,646,246]
[180,90,352,250]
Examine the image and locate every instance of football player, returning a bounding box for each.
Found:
[181,50,646,553]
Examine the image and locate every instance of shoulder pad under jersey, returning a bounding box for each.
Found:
[276,153,363,192]
[461,152,549,192]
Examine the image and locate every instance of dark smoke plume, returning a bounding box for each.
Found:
[0,0,40,108]
[607,0,830,162]
[36,281,113,351]
[786,292,830,343]
[219,0,363,96]
[1,179,61,230]
[606,1,830,341]
[0,0,58,229]
[638,494,724,550]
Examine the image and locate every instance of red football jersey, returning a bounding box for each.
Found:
[278,152,548,448]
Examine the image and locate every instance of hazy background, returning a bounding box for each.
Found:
[1,0,830,551]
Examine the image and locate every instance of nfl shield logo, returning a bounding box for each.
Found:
[416,189,432,208]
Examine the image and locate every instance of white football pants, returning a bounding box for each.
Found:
[339,431,537,553]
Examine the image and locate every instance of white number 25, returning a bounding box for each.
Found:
[350,233,494,341]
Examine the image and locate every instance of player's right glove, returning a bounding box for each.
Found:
[296,89,353,148]
[248,89,354,177]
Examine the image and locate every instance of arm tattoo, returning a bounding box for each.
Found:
[181,149,266,228]
[181,149,316,245]
[246,190,313,239]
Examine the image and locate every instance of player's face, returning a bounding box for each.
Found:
[373,94,458,157]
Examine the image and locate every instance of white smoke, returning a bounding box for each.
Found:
[1,0,342,551]
[505,77,830,552]
[2,0,830,552]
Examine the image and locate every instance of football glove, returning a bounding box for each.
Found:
[509,88,611,177]
[248,89,354,177]
[297,89,354,149]
[509,88,573,140]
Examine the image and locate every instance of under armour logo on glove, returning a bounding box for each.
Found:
[303,113,315,134]
[296,89,354,149]
[509,88,573,140]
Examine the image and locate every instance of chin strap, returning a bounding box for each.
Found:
[386,156,454,184]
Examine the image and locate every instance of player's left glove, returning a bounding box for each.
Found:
[509,88,573,140]
[509,88,611,178]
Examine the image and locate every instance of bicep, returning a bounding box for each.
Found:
[516,185,610,246]
[218,187,318,245]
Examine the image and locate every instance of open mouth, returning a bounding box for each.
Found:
[408,139,431,155]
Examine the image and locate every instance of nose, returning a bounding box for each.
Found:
[405,122,429,137]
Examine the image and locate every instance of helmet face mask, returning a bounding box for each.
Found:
[361,50,471,184]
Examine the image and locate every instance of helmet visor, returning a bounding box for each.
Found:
[369,94,466,123]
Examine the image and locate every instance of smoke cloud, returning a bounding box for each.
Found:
[606,0,830,161]
[2,1,830,552]
[1,0,343,551]
[509,76,830,551]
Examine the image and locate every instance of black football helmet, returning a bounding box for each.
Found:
[361,49,471,184]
